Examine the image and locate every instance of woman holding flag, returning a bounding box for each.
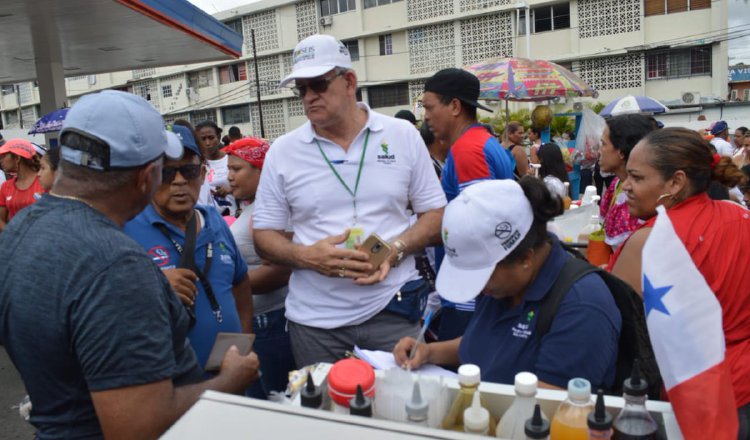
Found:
[610,127,750,439]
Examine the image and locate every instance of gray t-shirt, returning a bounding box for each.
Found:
[230,203,287,315]
[0,195,203,439]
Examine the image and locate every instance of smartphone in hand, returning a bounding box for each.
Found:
[359,233,393,270]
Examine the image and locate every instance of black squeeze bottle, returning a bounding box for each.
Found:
[300,373,323,409]
[349,384,373,417]
[525,404,551,439]
[613,360,659,440]
[588,389,614,439]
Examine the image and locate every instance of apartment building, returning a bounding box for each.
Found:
[0,0,729,140]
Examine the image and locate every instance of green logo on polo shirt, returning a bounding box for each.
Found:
[526,310,535,322]
[377,140,396,164]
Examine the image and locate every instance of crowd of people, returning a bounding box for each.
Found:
[0,33,748,439]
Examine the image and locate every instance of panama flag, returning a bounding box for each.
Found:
[642,206,738,439]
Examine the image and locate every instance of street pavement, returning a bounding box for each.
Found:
[0,347,35,439]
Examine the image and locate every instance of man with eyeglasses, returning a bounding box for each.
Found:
[0,91,259,439]
[253,34,447,366]
[125,124,255,372]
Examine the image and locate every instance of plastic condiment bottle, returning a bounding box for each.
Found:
[464,390,490,435]
[405,381,429,426]
[349,384,373,417]
[496,372,546,439]
[550,378,594,440]
[612,360,658,439]
[588,389,614,440]
[525,404,550,440]
[577,215,601,244]
[442,364,497,435]
[300,373,322,409]
[563,182,572,210]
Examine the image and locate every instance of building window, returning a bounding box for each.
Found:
[644,0,711,16]
[191,109,217,123]
[646,46,712,80]
[188,69,214,89]
[1,85,14,96]
[219,62,247,84]
[368,83,408,108]
[744,90,750,102]
[224,18,243,38]
[161,85,173,98]
[379,34,393,56]
[730,90,738,101]
[320,0,356,16]
[222,105,251,124]
[343,40,360,61]
[518,3,570,35]
[364,0,402,8]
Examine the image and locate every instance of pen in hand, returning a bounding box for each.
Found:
[406,309,434,371]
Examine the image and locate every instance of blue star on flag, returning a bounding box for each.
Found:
[643,275,672,317]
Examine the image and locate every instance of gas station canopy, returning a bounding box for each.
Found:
[0,0,243,84]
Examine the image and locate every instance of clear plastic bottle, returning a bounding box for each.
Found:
[525,404,550,440]
[405,381,429,427]
[613,360,658,440]
[588,389,614,440]
[464,390,490,435]
[496,372,547,439]
[442,364,497,435]
[550,378,593,440]
[563,182,572,210]
[577,215,601,244]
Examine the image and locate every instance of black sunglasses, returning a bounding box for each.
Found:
[292,70,345,97]
[162,164,202,183]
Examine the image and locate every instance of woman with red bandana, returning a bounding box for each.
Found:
[0,139,44,230]
[225,137,296,397]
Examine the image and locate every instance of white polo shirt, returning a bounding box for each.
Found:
[253,103,446,328]
[711,137,734,157]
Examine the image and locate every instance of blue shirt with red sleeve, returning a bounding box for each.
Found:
[441,125,515,201]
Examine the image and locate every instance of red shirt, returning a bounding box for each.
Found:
[611,194,750,407]
[0,176,44,220]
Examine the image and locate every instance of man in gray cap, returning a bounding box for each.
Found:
[0,90,259,439]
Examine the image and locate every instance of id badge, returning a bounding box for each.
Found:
[345,226,365,250]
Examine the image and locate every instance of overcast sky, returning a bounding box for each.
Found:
[188,0,750,65]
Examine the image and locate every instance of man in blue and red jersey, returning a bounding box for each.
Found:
[422,68,516,341]
[423,68,515,201]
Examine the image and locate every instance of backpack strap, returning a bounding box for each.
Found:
[536,257,598,338]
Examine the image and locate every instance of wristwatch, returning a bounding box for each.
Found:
[392,239,407,267]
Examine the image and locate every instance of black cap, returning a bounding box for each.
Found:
[394,109,417,125]
[588,389,613,431]
[300,373,322,409]
[424,68,492,112]
[524,404,550,439]
[349,384,372,417]
[624,359,648,397]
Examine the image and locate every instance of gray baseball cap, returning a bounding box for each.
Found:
[60,90,181,170]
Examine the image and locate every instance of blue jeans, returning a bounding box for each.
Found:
[246,308,296,399]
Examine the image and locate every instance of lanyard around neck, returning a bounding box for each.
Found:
[315,128,370,225]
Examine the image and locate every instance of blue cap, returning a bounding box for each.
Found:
[60,90,181,170]
[168,125,202,158]
[710,120,728,135]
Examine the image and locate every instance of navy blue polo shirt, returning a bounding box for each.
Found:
[458,237,621,390]
[124,204,249,369]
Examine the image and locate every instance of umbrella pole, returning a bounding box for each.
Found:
[504,99,509,145]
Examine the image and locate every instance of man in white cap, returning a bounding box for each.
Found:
[253,34,446,366]
[0,90,259,439]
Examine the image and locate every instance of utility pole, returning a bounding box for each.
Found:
[250,29,265,138]
[15,84,23,129]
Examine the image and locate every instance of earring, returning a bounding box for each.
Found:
[656,193,675,206]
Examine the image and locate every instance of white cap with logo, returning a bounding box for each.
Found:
[436,180,534,303]
[279,34,352,87]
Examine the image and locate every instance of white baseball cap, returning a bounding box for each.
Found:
[279,34,353,87]
[436,180,534,303]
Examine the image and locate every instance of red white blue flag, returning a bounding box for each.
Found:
[642,206,738,440]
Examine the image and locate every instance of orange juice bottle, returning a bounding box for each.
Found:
[550,378,594,440]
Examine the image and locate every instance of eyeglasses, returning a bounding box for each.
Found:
[162,164,202,183]
[291,70,345,97]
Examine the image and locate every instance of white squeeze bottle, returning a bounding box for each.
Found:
[496,372,547,439]
[577,214,601,244]
[464,390,490,435]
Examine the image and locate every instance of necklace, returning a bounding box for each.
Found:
[49,193,96,209]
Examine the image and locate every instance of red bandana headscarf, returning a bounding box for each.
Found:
[222,137,270,169]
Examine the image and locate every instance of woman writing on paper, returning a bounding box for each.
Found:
[393,178,621,390]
